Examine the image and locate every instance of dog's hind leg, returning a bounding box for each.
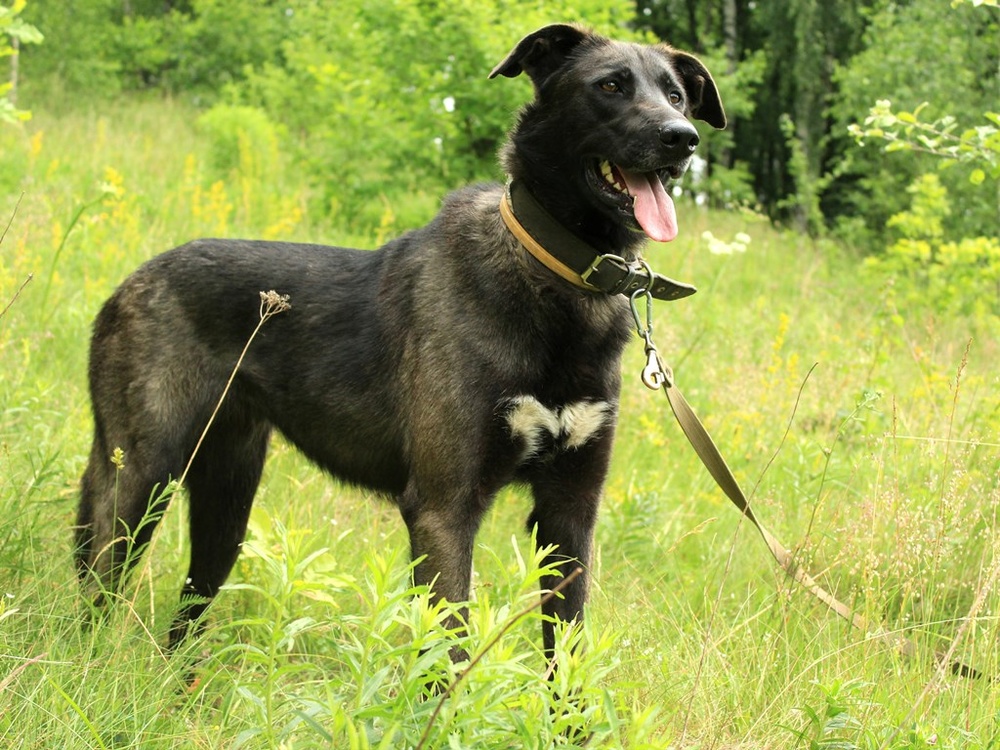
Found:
[76,435,181,602]
[167,404,271,649]
[77,285,197,603]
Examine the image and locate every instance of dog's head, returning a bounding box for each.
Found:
[491,24,726,248]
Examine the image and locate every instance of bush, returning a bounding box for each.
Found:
[197,104,279,178]
[831,0,999,249]
[234,0,638,233]
[863,173,1000,318]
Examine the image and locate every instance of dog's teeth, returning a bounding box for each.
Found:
[599,161,629,195]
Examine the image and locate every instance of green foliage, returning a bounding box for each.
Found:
[887,173,950,243]
[197,104,280,178]
[850,101,1000,184]
[198,512,665,748]
[832,0,999,249]
[0,0,42,58]
[726,0,875,229]
[777,112,831,235]
[18,0,122,96]
[0,0,42,123]
[17,0,637,233]
[20,0,287,97]
[641,0,1000,250]
[231,0,637,232]
[864,174,1000,317]
[785,679,868,749]
[115,0,289,93]
[12,0,998,250]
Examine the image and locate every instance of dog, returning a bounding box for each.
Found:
[75,23,725,657]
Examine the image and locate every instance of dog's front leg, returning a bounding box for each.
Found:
[527,434,612,659]
[399,481,486,662]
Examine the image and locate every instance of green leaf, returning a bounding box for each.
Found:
[6,18,44,45]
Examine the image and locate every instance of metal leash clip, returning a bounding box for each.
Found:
[641,341,668,390]
[629,276,669,390]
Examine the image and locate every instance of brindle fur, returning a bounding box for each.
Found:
[76,24,725,655]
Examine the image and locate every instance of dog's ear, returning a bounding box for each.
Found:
[489,24,590,88]
[668,50,727,130]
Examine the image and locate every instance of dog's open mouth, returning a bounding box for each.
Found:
[592,160,680,243]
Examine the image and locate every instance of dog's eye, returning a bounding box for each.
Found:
[668,91,683,106]
[599,80,621,94]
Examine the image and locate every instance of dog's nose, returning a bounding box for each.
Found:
[658,121,700,157]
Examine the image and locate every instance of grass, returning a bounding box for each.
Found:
[1,96,999,748]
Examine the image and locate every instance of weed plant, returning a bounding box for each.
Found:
[1,99,998,748]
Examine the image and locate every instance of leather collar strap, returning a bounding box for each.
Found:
[499,180,696,302]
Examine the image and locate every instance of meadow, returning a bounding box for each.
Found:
[1,97,998,749]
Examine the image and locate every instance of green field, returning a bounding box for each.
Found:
[1,97,998,749]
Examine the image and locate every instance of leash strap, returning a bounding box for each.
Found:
[656,356,873,632]
[645,343,982,678]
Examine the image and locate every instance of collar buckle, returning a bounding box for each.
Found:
[581,254,654,296]
[580,253,628,288]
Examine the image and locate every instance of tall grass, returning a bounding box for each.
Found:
[1,98,998,748]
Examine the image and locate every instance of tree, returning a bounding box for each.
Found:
[848,1,999,213]
[230,0,638,229]
[846,0,1000,315]
[635,0,877,226]
[20,0,286,96]
[831,0,998,248]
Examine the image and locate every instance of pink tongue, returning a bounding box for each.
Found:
[619,168,678,242]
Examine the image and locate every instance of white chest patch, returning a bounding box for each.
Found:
[504,396,611,462]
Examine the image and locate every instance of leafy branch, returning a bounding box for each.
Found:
[0,0,43,46]
[1,0,44,124]
[849,100,1000,184]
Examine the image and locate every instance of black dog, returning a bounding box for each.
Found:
[75,24,725,656]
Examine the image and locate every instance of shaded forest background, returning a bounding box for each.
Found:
[6,0,1000,252]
